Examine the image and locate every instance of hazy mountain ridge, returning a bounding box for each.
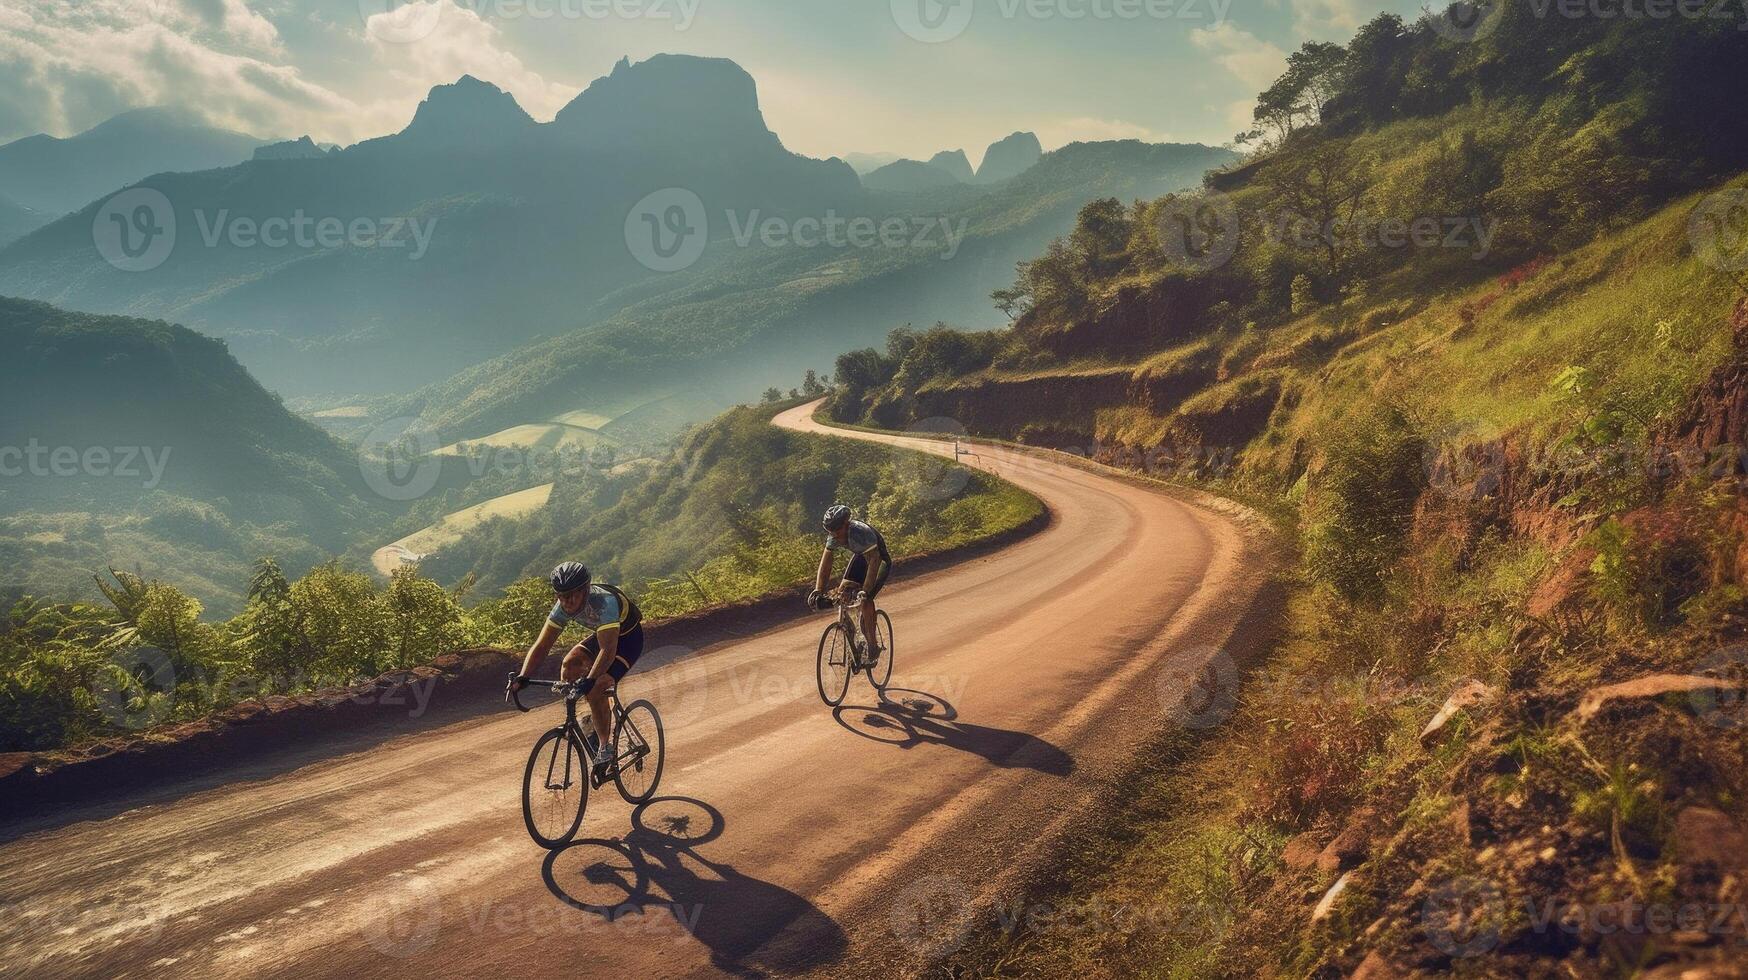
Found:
[0,58,864,395]
[390,138,1238,440]
[0,108,270,216]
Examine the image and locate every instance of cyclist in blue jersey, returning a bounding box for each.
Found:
[507,562,644,775]
[808,504,891,666]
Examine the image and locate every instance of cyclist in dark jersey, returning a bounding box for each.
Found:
[508,562,644,774]
[809,504,891,666]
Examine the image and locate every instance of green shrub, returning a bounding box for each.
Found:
[1303,404,1427,602]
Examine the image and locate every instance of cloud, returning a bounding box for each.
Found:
[0,0,353,142]
[1189,22,1289,92]
[364,1,578,123]
[0,0,577,147]
[1280,0,1371,37]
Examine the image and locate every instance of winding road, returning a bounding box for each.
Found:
[0,401,1274,979]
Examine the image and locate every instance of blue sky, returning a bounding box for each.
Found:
[1,0,1434,161]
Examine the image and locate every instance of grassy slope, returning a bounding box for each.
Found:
[928,178,1748,975]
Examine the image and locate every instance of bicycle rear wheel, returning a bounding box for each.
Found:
[871,610,895,690]
[613,699,666,805]
[522,727,588,848]
[817,623,853,707]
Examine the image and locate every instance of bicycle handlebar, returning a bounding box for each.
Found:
[507,673,593,712]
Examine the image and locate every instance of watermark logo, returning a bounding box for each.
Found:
[1425,0,1506,42]
[1689,189,1748,274]
[1690,644,1748,729]
[1423,421,1507,503]
[637,646,713,733]
[1157,646,1239,730]
[94,188,176,273]
[1156,192,1240,272]
[359,876,444,957]
[359,417,444,501]
[1422,876,1505,957]
[895,417,976,502]
[892,0,976,41]
[93,646,176,730]
[893,0,1231,41]
[626,188,709,272]
[889,873,977,954]
[360,0,446,44]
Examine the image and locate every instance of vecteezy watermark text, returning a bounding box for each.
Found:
[625,188,969,272]
[890,0,1233,43]
[193,211,438,259]
[0,441,172,489]
[94,188,439,273]
[1267,211,1500,261]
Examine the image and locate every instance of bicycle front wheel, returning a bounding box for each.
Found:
[871,610,895,690]
[522,727,588,848]
[613,699,666,805]
[817,623,853,707]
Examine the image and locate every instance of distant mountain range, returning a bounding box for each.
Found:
[861,133,1045,191]
[0,55,1231,425]
[0,56,863,394]
[0,107,270,217]
[391,137,1238,441]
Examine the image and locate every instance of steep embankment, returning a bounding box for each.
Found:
[836,177,1748,977]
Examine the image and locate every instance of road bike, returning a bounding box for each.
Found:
[815,592,894,707]
[508,674,666,848]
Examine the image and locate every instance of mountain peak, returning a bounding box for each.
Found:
[927,149,974,183]
[402,76,536,143]
[976,131,1043,182]
[552,54,777,153]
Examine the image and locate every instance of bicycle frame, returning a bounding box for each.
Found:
[515,678,651,785]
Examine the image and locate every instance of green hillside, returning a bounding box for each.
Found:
[824,8,1748,977]
[0,298,388,612]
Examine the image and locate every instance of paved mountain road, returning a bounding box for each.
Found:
[0,401,1274,979]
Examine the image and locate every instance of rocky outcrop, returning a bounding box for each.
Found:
[927,149,975,183]
[975,131,1043,182]
[911,370,1132,447]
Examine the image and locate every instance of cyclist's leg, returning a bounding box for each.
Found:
[588,627,644,759]
[861,558,890,651]
[559,638,596,682]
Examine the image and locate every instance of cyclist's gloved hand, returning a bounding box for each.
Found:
[505,673,527,704]
[577,677,596,698]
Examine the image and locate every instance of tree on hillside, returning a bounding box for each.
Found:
[1247,41,1349,147]
[1263,136,1373,288]
[761,387,783,403]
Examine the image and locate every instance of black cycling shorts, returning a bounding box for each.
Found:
[573,624,644,683]
[843,551,892,600]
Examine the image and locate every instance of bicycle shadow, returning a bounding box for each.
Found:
[832,687,1075,776]
[541,796,847,976]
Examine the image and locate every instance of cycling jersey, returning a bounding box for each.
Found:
[548,583,642,635]
[827,519,886,558]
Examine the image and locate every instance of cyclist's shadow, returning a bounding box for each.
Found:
[541,796,847,976]
[833,687,1075,776]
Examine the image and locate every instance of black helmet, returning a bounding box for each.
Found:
[822,504,851,532]
[550,561,591,593]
